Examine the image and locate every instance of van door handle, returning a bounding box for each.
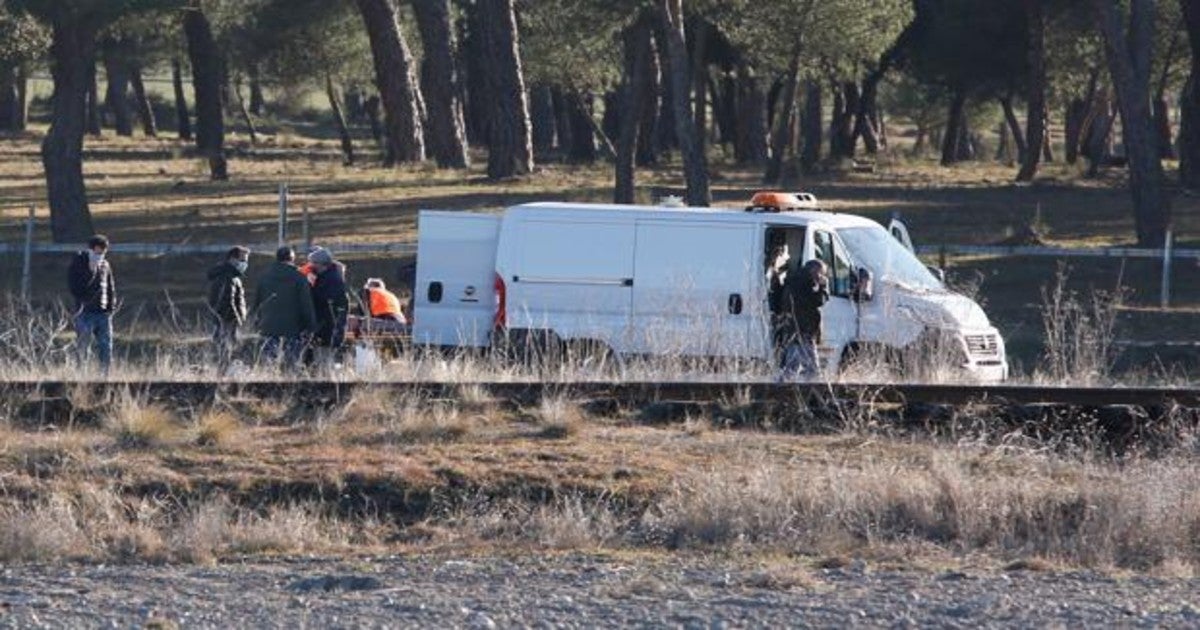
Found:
[728,293,743,315]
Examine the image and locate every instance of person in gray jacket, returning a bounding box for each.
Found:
[253,246,317,365]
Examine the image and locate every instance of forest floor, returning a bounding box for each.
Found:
[0,127,1195,376]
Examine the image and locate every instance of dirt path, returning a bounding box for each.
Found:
[0,554,1196,628]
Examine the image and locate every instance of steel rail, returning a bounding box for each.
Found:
[3,381,1197,408]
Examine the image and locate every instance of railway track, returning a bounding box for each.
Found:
[4,380,1198,409]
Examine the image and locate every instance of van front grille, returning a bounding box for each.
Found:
[965,334,1000,357]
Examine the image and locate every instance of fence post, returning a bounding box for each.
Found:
[277,183,289,247]
[20,205,34,301]
[1161,228,1173,309]
[302,204,311,250]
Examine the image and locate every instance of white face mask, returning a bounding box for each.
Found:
[233,260,249,274]
[89,251,105,267]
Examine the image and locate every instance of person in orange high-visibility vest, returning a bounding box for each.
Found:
[298,246,323,286]
[361,278,408,334]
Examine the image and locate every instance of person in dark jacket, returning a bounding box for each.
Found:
[307,247,349,363]
[777,259,829,380]
[67,235,116,374]
[207,246,251,371]
[254,246,317,366]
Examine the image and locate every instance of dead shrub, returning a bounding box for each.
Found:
[533,395,584,439]
[193,410,241,448]
[105,393,180,449]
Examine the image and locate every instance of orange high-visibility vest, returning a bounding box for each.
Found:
[368,287,404,321]
[299,263,317,285]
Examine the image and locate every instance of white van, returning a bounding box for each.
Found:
[412,194,1008,381]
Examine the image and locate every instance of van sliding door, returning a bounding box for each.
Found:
[507,219,635,347]
[631,221,758,358]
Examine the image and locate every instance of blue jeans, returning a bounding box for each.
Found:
[780,334,820,380]
[75,311,113,373]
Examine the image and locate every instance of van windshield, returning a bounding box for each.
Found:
[836,225,943,291]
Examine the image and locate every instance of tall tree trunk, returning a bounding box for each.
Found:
[1153,95,1175,159]
[85,59,102,137]
[364,94,387,154]
[799,79,822,173]
[941,90,967,166]
[102,53,133,136]
[475,0,533,178]
[1180,0,1200,188]
[327,76,355,165]
[248,65,265,116]
[233,78,258,145]
[996,121,1013,164]
[13,65,26,131]
[1094,0,1170,246]
[129,65,157,137]
[854,76,882,154]
[764,48,800,184]
[828,82,858,159]
[184,4,229,180]
[460,12,488,148]
[412,0,469,168]
[1064,70,1099,164]
[551,87,573,156]
[689,19,709,157]
[999,93,1028,159]
[0,65,18,131]
[659,0,709,204]
[1016,0,1047,181]
[357,0,425,164]
[637,40,662,166]
[615,13,653,204]
[529,84,556,156]
[172,58,193,141]
[601,91,621,143]
[1084,94,1116,176]
[734,63,767,165]
[655,21,677,154]
[567,92,597,163]
[43,20,98,243]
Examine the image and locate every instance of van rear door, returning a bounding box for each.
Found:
[412,211,501,347]
[631,221,759,358]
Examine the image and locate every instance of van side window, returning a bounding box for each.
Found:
[814,231,851,297]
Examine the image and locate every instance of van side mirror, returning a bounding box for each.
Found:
[852,267,873,302]
[927,266,946,283]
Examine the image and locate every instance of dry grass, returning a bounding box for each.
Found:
[334,388,478,443]
[532,395,585,439]
[105,393,180,449]
[193,410,241,448]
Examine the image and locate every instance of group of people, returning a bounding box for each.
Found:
[68,235,408,373]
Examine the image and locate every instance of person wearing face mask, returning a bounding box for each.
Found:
[67,235,117,374]
[207,246,251,372]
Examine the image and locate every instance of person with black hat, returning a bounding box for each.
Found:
[67,234,117,373]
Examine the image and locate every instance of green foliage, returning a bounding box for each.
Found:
[0,5,47,66]
[5,0,182,27]
[715,0,912,78]
[242,0,372,88]
[520,0,636,91]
